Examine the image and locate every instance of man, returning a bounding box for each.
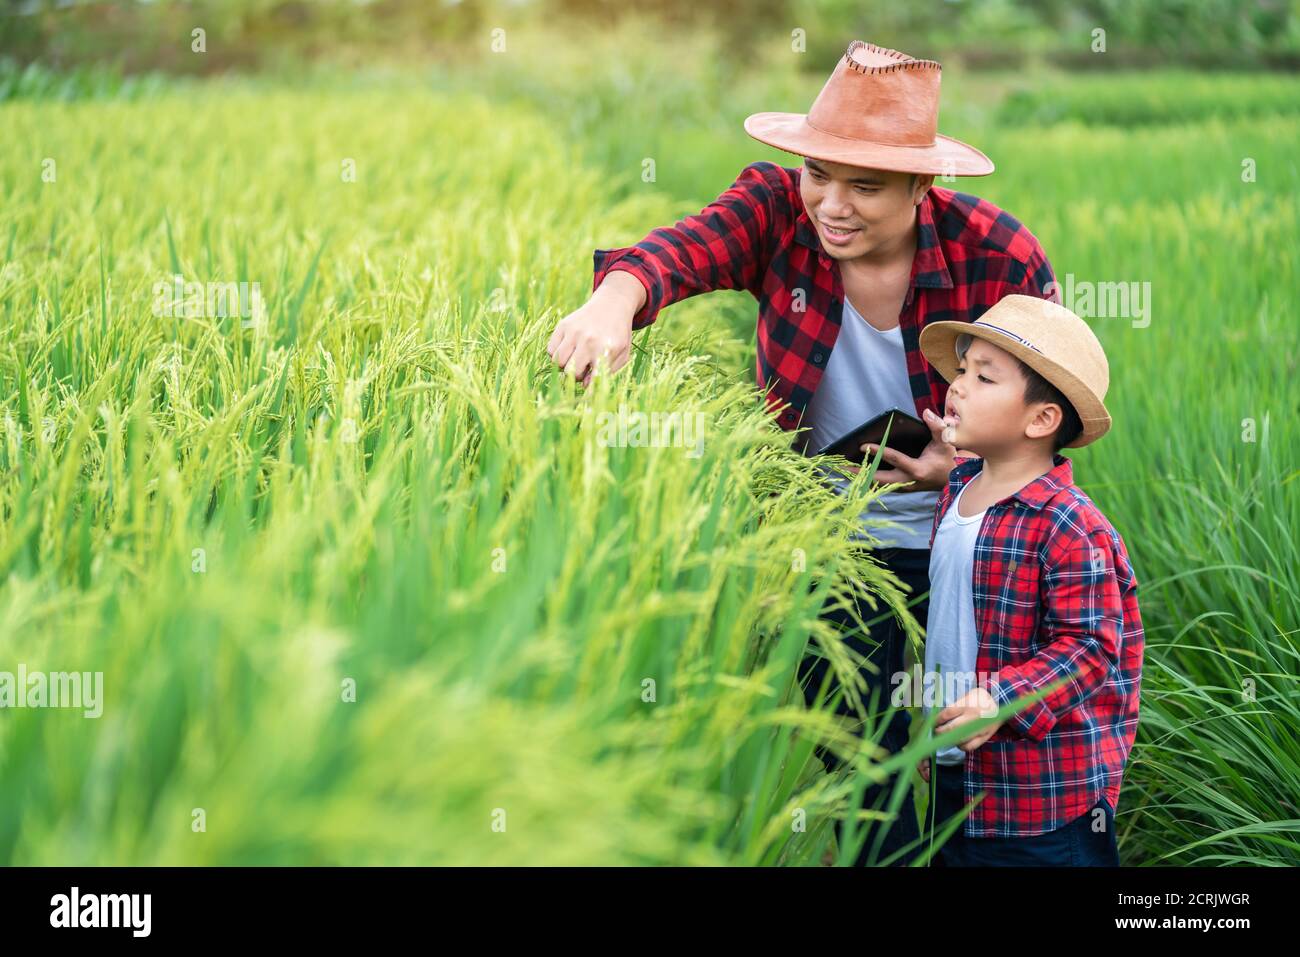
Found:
[547,39,1058,866]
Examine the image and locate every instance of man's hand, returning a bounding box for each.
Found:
[860,407,977,492]
[547,272,644,387]
[917,757,931,783]
[934,687,1004,752]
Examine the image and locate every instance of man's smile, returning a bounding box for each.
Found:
[819,220,861,246]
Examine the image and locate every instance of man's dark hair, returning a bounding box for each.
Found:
[1016,359,1082,452]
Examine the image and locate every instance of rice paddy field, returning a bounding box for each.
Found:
[1,23,1297,865]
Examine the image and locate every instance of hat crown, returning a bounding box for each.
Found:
[742,37,992,176]
[973,295,1110,400]
[806,41,942,149]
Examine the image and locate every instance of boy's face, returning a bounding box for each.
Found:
[943,337,1063,455]
[799,157,932,260]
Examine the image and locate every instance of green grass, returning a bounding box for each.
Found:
[0,80,947,865]
[1,24,1297,865]
[997,71,1300,127]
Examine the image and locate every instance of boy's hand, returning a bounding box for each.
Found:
[934,687,1004,752]
[863,408,978,491]
[917,757,931,783]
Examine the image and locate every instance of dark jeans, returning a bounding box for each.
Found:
[923,760,1120,866]
[797,546,930,867]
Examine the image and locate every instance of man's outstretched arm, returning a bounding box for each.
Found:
[548,161,783,385]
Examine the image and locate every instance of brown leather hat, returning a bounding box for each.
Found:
[744,40,994,177]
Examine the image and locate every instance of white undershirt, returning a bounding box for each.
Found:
[924,479,987,765]
[802,297,941,550]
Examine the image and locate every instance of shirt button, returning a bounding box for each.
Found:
[813,351,824,363]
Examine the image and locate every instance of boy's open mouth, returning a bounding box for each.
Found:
[941,406,961,446]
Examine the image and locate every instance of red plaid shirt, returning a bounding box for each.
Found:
[928,454,1144,837]
[591,161,1058,443]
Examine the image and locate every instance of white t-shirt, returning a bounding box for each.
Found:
[923,479,987,765]
[802,297,940,550]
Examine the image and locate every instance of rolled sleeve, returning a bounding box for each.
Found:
[592,247,662,331]
[589,161,781,332]
[987,670,1058,742]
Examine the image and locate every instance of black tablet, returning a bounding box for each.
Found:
[813,408,931,465]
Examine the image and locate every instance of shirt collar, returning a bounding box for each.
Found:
[948,453,1074,511]
[908,189,954,290]
[793,179,953,291]
[794,207,819,250]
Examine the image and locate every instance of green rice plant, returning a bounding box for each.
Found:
[0,83,963,865]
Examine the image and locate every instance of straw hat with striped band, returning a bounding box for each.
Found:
[918,294,1112,448]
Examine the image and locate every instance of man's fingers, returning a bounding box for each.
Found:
[860,442,891,462]
[564,338,604,382]
[871,467,909,484]
[563,340,590,379]
[862,444,904,469]
[547,324,566,357]
[598,345,625,376]
[575,341,621,386]
[577,344,630,389]
[551,331,578,370]
[863,444,920,484]
[581,350,609,388]
[566,356,592,383]
[864,444,920,471]
[549,323,581,362]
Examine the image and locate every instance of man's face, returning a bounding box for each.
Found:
[799,157,931,259]
[943,337,1046,455]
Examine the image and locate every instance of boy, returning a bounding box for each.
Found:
[910,294,1144,866]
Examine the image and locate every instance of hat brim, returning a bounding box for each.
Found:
[744,111,994,176]
[918,321,1112,448]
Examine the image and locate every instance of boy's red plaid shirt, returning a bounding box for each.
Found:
[929,453,1145,836]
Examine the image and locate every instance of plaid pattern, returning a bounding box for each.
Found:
[928,454,1145,837]
[591,161,1058,445]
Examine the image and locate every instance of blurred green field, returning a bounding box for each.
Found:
[1,25,1297,865]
